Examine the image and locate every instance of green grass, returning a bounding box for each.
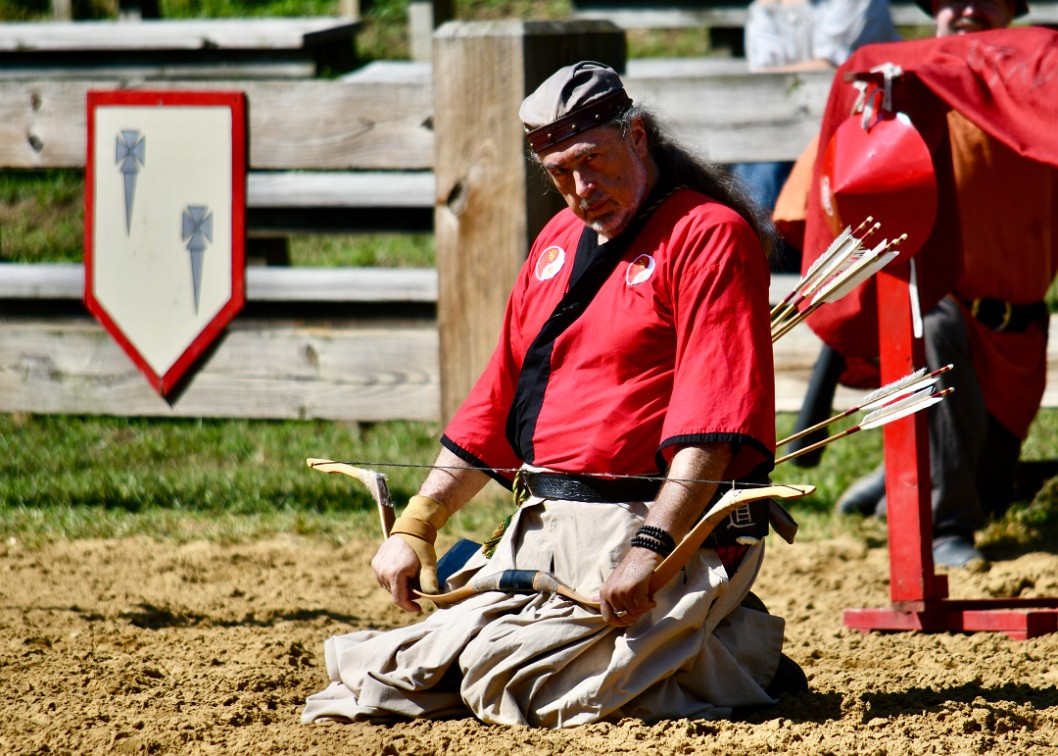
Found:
[0,170,84,264]
[288,232,434,267]
[0,413,517,547]
[4,410,1058,550]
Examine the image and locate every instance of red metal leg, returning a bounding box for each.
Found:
[842,264,1058,639]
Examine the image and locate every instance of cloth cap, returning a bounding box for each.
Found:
[914,0,1028,18]
[519,61,633,153]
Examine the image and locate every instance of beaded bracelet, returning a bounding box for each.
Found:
[630,534,674,558]
[636,525,675,551]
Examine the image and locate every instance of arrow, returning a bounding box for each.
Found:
[770,217,877,325]
[778,364,953,448]
[306,458,395,538]
[772,233,903,343]
[774,386,953,466]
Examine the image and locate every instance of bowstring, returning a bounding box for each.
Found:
[330,460,794,490]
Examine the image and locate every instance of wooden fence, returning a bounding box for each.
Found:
[3,19,1057,423]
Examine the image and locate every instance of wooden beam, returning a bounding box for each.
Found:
[0,317,439,421]
[0,77,434,170]
[246,171,435,209]
[51,0,72,21]
[624,58,832,164]
[432,20,627,424]
[0,61,830,171]
[0,263,438,303]
[409,0,454,62]
[0,18,362,53]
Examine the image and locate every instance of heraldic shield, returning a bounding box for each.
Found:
[84,91,247,398]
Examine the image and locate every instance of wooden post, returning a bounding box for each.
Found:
[338,0,360,18]
[432,20,627,424]
[409,0,454,62]
[52,0,72,20]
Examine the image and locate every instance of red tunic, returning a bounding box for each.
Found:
[442,188,776,485]
[945,113,1058,437]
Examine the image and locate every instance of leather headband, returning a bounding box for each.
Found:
[525,89,633,153]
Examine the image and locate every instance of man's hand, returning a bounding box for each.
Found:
[598,547,663,627]
[371,535,427,613]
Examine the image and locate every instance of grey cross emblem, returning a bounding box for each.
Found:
[182,205,213,314]
[115,130,145,234]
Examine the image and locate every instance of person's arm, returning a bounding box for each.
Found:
[597,442,733,627]
[371,446,490,612]
[754,58,836,73]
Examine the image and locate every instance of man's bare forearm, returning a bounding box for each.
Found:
[643,443,734,542]
[416,446,491,513]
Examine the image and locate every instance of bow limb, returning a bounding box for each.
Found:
[306,458,395,538]
[648,483,815,595]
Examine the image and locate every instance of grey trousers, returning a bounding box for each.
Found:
[924,297,1021,535]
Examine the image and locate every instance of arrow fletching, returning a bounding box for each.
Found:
[858,363,952,412]
[771,218,903,342]
[859,387,953,431]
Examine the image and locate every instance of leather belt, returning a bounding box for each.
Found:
[520,472,772,547]
[967,297,1047,333]
[521,472,661,504]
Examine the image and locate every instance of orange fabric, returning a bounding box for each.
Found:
[946,113,1058,438]
[772,134,818,251]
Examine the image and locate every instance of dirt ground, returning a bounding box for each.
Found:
[3,532,1058,755]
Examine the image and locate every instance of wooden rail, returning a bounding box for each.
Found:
[4,264,1057,420]
[0,17,362,79]
[0,60,820,170]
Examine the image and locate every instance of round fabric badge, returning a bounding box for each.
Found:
[626,254,655,285]
[535,246,566,281]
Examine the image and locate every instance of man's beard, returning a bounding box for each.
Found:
[582,169,649,239]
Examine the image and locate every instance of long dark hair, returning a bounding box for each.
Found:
[615,106,777,260]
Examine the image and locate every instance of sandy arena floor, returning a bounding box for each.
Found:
[3,533,1058,755]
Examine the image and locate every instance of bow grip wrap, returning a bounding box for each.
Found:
[390,495,450,595]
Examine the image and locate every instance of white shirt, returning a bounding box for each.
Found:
[745,0,901,71]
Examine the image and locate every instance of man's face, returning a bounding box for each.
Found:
[933,0,1016,35]
[539,120,653,241]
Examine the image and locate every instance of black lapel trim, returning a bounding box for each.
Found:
[505,182,675,463]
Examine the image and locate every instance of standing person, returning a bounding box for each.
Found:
[736,0,900,272]
[802,0,1058,568]
[302,61,803,728]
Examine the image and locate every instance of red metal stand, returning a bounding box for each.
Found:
[842,265,1058,639]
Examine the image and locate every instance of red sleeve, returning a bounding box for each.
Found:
[659,204,776,479]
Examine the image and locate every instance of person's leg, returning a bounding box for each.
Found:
[924,298,989,565]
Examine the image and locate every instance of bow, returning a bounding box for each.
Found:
[309,456,814,611]
[306,458,395,537]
